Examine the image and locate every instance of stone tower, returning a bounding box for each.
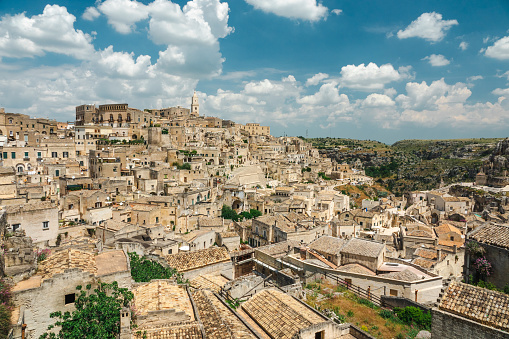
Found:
[119,307,132,339]
[191,91,199,116]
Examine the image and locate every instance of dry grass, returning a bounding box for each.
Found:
[304,281,414,339]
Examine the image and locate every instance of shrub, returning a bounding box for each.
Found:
[128,252,185,284]
[357,298,376,309]
[393,306,431,330]
[379,309,393,319]
[0,279,12,338]
[347,310,354,317]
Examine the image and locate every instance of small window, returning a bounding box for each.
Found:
[63,152,69,158]
[37,152,42,158]
[68,204,74,209]
[12,224,20,232]
[65,293,75,305]
[24,152,28,158]
[389,289,398,296]
[52,152,57,158]
[168,249,172,254]
[42,221,49,230]
[11,152,15,159]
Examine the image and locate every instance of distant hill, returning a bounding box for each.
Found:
[305,137,503,195]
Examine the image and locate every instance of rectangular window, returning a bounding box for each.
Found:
[389,289,398,297]
[52,152,57,158]
[24,152,28,158]
[63,152,69,158]
[11,152,15,159]
[37,152,42,158]
[156,217,159,223]
[12,224,20,232]
[42,221,49,230]
[65,293,75,305]
[68,204,74,209]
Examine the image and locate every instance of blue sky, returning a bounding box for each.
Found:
[0,0,509,143]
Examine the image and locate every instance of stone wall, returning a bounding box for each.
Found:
[431,308,509,339]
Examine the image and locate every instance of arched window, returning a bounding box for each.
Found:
[118,114,122,122]
[109,114,114,122]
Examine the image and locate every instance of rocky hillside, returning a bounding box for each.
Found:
[306,137,503,195]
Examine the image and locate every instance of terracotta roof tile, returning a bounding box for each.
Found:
[165,247,230,273]
[438,281,509,331]
[241,289,325,339]
[340,238,385,258]
[470,223,509,249]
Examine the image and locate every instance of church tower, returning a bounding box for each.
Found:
[191,91,199,116]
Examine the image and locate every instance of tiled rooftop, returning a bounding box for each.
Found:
[469,223,509,249]
[193,289,257,338]
[438,281,509,331]
[337,263,376,276]
[308,235,346,255]
[133,322,202,339]
[256,240,300,257]
[190,274,229,292]
[340,238,385,258]
[165,247,230,272]
[133,280,194,319]
[38,248,97,281]
[241,289,325,339]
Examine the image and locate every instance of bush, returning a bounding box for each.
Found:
[221,205,239,221]
[379,309,393,319]
[393,306,431,330]
[347,310,354,317]
[249,209,262,218]
[0,279,12,338]
[128,252,185,284]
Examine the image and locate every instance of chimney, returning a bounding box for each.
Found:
[436,249,442,261]
[453,244,457,254]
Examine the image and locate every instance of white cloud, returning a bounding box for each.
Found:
[331,9,342,15]
[459,41,468,50]
[305,73,329,86]
[297,82,347,106]
[493,88,509,96]
[423,54,450,66]
[340,63,410,91]
[0,5,94,59]
[362,93,395,107]
[96,46,153,78]
[485,36,509,60]
[245,0,328,21]
[397,12,458,42]
[396,78,470,112]
[467,75,483,82]
[83,7,101,21]
[98,0,150,34]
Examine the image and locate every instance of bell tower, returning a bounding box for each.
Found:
[191,91,199,116]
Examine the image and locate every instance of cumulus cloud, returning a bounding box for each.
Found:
[98,0,150,34]
[0,5,95,59]
[340,63,411,91]
[362,93,395,107]
[423,54,450,66]
[459,41,468,50]
[297,82,347,106]
[397,12,458,42]
[245,0,328,21]
[493,88,509,96]
[467,75,483,82]
[83,7,101,21]
[485,36,509,60]
[331,9,342,15]
[305,73,329,86]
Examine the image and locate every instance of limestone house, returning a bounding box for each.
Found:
[340,238,385,272]
[5,200,59,246]
[177,229,216,251]
[10,249,131,339]
[240,288,371,339]
[410,244,464,278]
[431,280,509,339]
[0,166,16,199]
[165,246,232,279]
[434,223,465,249]
[308,236,347,266]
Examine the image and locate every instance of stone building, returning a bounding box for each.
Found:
[464,222,509,289]
[431,280,509,339]
[165,246,232,279]
[10,249,131,339]
[5,201,59,246]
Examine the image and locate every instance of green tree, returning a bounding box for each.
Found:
[128,252,185,283]
[39,282,133,339]
[221,205,239,221]
[249,209,262,218]
[239,211,253,220]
